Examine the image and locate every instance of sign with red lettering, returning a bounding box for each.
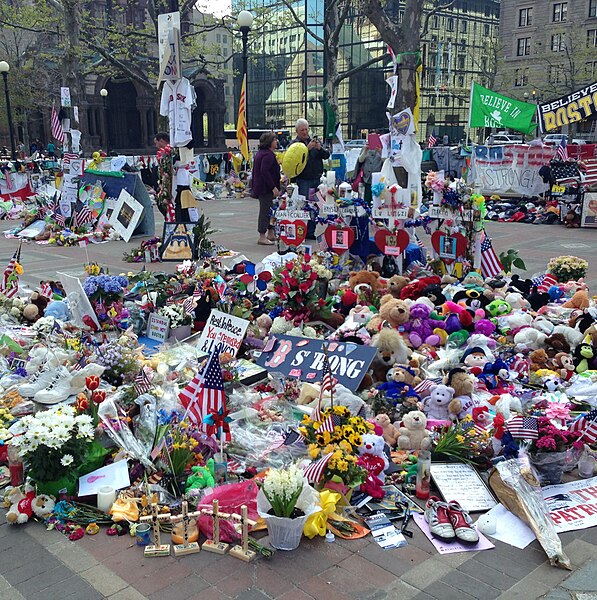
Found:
[254,334,377,391]
[196,309,249,357]
[543,476,597,533]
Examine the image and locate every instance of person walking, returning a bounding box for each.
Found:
[357,140,383,203]
[291,119,329,238]
[46,141,56,159]
[252,131,280,245]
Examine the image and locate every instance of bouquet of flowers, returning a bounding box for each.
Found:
[156,145,174,216]
[547,255,588,282]
[259,464,305,518]
[11,406,94,482]
[83,275,129,304]
[531,417,583,453]
[299,405,372,488]
[269,256,328,321]
[431,415,493,465]
[158,303,193,329]
[94,340,142,387]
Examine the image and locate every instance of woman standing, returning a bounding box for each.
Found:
[357,140,383,204]
[252,131,280,245]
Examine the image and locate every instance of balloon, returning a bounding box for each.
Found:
[282,142,308,178]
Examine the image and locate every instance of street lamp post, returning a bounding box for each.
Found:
[0,61,16,161]
[100,88,109,155]
[238,10,254,129]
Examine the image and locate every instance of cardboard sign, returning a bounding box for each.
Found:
[542,475,597,532]
[274,210,311,221]
[255,335,377,391]
[157,12,182,83]
[430,463,497,512]
[60,87,71,107]
[57,272,100,330]
[196,309,249,357]
[147,313,170,343]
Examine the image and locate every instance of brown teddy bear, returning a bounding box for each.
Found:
[530,349,550,372]
[349,270,381,293]
[23,292,49,323]
[563,290,590,310]
[386,275,410,299]
[544,333,571,358]
[445,368,476,420]
[370,328,411,382]
[374,413,400,448]
[367,294,410,333]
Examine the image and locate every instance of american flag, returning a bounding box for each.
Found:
[318,413,342,434]
[72,355,87,371]
[39,281,53,299]
[414,377,443,395]
[51,102,65,144]
[427,130,437,148]
[171,281,183,295]
[568,408,597,444]
[505,354,530,378]
[557,137,568,161]
[537,273,558,293]
[73,204,94,228]
[179,350,228,439]
[0,243,22,298]
[480,232,503,279]
[182,286,203,315]
[134,368,152,396]
[303,452,333,484]
[62,152,79,167]
[506,415,539,440]
[320,352,337,395]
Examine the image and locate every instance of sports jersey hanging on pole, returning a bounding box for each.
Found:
[160,77,197,147]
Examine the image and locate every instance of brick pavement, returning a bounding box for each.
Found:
[1,197,597,598]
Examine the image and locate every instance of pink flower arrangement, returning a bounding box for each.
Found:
[424,171,446,193]
[533,416,583,453]
[545,402,571,427]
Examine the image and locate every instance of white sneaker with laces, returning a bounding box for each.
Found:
[69,363,106,395]
[19,368,56,397]
[33,367,74,405]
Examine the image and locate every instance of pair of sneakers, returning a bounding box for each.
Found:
[424,496,479,544]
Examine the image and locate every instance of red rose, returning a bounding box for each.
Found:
[299,282,309,292]
[309,272,318,281]
[86,375,100,391]
[302,264,310,272]
[289,277,299,288]
[285,262,294,271]
[92,390,106,404]
[318,298,325,308]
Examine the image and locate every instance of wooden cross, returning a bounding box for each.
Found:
[201,499,229,555]
[228,505,257,563]
[170,499,202,556]
[139,495,172,557]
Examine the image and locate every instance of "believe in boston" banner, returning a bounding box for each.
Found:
[538,80,597,132]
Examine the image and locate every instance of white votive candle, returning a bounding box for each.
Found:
[97,485,116,513]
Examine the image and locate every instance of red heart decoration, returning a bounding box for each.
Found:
[279,220,307,246]
[430,231,467,258]
[324,225,355,255]
[374,229,410,254]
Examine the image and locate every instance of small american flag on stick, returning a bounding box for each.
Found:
[134,368,152,395]
[506,415,538,440]
[303,452,333,484]
[569,408,597,445]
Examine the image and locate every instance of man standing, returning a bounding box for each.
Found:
[154,132,170,150]
[292,119,329,238]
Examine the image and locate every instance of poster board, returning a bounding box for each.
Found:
[157,12,182,83]
[109,190,144,243]
[57,272,100,329]
[196,309,249,357]
[160,222,195,261]
[254,335,376,391]
[80,172,154,237]
[430,463,497,512]
[581,193,597,228]
[542,475,597,532]
[147,313,170,343]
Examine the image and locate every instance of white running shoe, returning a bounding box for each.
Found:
[33,367,74,405]
[19,368,56,397]
[69,363,106,395]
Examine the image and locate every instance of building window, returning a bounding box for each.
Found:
[460,21,467,33]
[551,33,565,51]
[514,68,529,86]
[447,17,454,31]
[484,24,490,35]
[589,29,597,46]
[398,10,404,22]
[458,75,464,87]
[586,61,597,77]
[550,65,564,84]
[432,15,439,29]
[223,47,228,56]
[591,0,597,17]
[519,7,533,27]
[458,55,465,69]
[517,37,531,56]
[553,3,567,22]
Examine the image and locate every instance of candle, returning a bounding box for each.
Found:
[97,486,116,513]
[135,523,152,546]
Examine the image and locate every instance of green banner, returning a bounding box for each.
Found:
[468,82,537,135]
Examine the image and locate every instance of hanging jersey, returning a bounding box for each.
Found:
[160,78,197,147]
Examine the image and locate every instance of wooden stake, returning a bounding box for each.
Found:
[229,504,257,562]
[170,499,201,556]
[202,499,229,554]
[139,496,171,557]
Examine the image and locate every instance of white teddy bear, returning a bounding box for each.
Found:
[424,384,455,421]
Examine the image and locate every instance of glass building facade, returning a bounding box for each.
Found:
[234,0,500,143]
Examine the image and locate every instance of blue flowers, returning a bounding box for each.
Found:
[83,275,129,299]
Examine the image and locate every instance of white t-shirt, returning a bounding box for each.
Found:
[160,78,197,147]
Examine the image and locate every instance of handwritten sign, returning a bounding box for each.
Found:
[255,335,377,391]
[322,205,355,217]
[431,463,496,512]
[196,309,249,357]
[274,210,311,221]
[427,207,477,222]
[147,313,170,343]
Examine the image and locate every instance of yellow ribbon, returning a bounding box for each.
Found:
[304,490,340,539]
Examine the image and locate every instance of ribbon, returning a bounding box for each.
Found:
[304,490,340,539]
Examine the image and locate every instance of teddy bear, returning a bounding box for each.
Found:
[374,413,400,448]
[399,275,442,301]
[398,410,431,451]
[358,433,389,499]
[370,328,411,382]
[445,368,478,420]
[529,349,550,372]
[376,364,420,402]
[386,275,410,299]
[550,352,575,381]
[349,270,381,293]
[471,406,492,430]
[563,290,590,310]
[5,484,36,524]
[22,291,50,323]
[423,383,454,421]
[544,333,571,357]
[44,300,71,322]
[402,303,444,348]
[31,494,56,519]
[256,314,273,338]
[367,295,410,333]
[564,209,580,228]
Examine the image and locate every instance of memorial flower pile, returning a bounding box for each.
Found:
[547,255,589,282]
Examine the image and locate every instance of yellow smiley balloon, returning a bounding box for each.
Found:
[282,142,308,179]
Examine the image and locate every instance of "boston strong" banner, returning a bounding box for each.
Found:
[538,81,597,132]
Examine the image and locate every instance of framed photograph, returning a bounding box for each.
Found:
[160,222,195,261]
[109,189,144,242]
[439,235,457,259]
[581,193,597,228]
[332,229,349,250]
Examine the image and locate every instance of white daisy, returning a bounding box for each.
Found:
[60,454,74,466]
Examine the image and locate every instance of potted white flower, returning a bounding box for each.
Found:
[257,463,319,550]
[158,303,193,341]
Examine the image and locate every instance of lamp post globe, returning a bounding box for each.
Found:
[237,10,254,29]
[0,61,16,161]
